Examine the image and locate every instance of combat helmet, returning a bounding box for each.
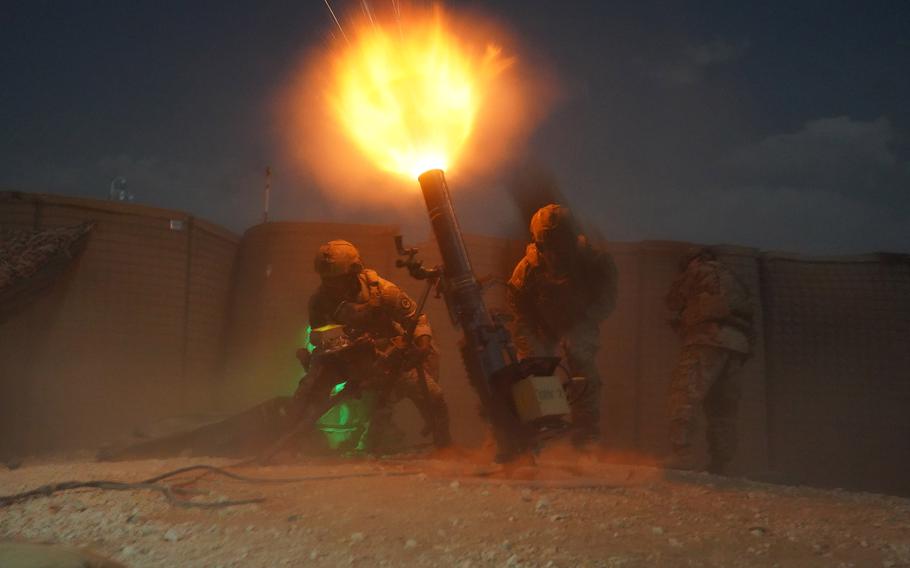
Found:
[530,203,578,246]
[678,246,717,271]
[314,240,363,278]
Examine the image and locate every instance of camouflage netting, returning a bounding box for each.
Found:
[0,222,93,321]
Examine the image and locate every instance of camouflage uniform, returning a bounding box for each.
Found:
[665,250,754,473]
[507,205,618,445]
[298,241,452,450]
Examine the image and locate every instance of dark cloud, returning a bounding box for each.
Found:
[722,116,905,195]
[646,185,906,254]
[583,116,910,253]
[646,38,751,87]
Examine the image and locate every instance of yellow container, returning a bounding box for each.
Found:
[511,375,570,424]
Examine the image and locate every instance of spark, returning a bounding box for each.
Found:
[391,0,403,38]
[361,0,376,28]
[322,0,349,45]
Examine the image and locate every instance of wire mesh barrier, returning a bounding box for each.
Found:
[760,252,910,494]
[2,192,909,494]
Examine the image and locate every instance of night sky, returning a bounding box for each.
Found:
[2,1,908,254]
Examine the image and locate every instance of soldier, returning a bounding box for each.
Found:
[295,240,452,451]
[508,204,618,447]
[665,247,754,474]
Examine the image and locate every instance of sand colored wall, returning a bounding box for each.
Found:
[761,252,910,494]
[3,194,908,495]
[0,201,770,470]
[0,192,237,455]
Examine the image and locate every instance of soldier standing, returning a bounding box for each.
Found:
[507,204,618,447]
[295,240,453,451]
[665,248,755,474]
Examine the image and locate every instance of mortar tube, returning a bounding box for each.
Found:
[417,169,527,459]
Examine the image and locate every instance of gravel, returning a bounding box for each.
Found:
[1,455,909,567]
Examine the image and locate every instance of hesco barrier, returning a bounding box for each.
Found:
[2,193,908,495]
[0,192,238,455]
[760,252,910,495]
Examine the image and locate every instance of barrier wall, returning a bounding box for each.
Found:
[0,192,238,455]
[3,193,908,495]
[761,253,910,494]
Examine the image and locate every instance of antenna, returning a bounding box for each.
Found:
[108,177,130,201]
[263,166,272,223]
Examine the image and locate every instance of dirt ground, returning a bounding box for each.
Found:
[2,449,909,568]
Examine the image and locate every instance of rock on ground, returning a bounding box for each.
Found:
[1,455,909,567]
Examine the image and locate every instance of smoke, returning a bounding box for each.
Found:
[273,2,560,212]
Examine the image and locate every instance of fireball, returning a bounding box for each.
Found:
[325,6,513,179]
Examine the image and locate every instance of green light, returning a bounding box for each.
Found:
[297,325,374,453]
[302,325,316,353]
[338,403,350,424]
[316,395,375,451]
